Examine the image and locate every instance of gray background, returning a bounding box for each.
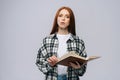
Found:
[0,0,120,80]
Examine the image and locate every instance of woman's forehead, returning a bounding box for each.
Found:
[59,9,70,15]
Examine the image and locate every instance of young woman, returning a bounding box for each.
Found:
[36,6,87,80]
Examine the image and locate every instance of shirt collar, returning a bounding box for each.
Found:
[51,33,75,41]
[69,33,75,41]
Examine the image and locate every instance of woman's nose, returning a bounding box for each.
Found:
[61,16,65,20]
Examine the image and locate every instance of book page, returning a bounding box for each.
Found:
[57,51,100,66]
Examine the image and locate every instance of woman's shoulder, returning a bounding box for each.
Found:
[71,34,85,43]
[43,34,56,40]
[71,34,80,40]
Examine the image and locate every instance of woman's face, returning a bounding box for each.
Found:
[57,9,70,30]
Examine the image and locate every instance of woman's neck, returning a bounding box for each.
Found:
[57,28,69,35]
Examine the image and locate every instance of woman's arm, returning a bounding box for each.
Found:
[73,39,87,76]
[36,39,54,74]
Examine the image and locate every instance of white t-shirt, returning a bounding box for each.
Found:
[57,33,70,75]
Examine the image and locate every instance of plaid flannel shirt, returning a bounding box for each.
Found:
[36,33,87,80]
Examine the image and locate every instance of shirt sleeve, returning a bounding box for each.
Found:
[74,39,87,76]
[35,38,53,74]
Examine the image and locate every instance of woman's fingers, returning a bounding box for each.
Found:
[47,59,52,63]
[52,55,59,62]
[49,55,58,62]
[47,55,58,66]
[69,61,81,69]
[76,61,80,66]
[49,57,54,62]
[69,62,76,66]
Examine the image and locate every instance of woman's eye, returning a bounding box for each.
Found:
[66,15,70,18]
[58,14,70,18]
[64,15,70,19]
[58,14,62,17]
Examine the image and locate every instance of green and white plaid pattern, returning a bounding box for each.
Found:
[36,33,87,80]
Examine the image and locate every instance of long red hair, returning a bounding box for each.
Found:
[50,6,76,35]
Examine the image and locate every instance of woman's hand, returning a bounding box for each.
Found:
[69,61,81,69]
[47,55,59,66]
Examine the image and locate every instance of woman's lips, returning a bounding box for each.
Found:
[60,22,65,25]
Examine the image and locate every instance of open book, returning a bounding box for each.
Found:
[57,51,100,66]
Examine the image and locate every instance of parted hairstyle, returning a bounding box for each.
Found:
[50,6,76,35]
